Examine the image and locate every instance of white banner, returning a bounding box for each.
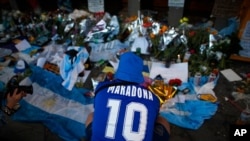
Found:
[88,0,104,13]
[168,0,185,7]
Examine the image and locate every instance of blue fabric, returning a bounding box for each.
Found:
[160,100,218,130]
[160,80,218,130]
[115,52,144,83]
[92,80,160,141]
[13,101,86,140]
[60,46,89,91]
[21,45,40,55]
[219,17,239,37]
[6,61,219,140]
[11,65,93,141]
[28,65,91,103]
[177,82,196,94]
[188,74,219,88]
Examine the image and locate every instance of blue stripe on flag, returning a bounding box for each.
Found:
[12,65,94,141]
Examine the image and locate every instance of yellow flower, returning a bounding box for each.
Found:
[180,17,189,23]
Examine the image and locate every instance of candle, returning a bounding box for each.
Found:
[176,54,181,63]
[183,51,191,62]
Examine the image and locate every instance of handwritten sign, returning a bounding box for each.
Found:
[88,0,104,13]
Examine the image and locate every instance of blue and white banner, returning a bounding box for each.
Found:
[11,65,94,141]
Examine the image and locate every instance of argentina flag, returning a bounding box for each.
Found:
[3,65,94,141]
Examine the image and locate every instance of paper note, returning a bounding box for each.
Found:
[15,39,31,51]
[37,57,47,68]
[82,70,91,82]
[220,69,242,82]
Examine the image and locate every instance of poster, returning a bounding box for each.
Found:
[88,0,104,13]
[242,21,250,40]
[212,0,243,18]
[240,21,250,55]
[168,0,185,7]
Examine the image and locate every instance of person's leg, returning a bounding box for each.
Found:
[153,115,171,141]
[156,115,171,133]
[85,112,93,127]
[85,112,93,141]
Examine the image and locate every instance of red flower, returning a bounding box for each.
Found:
[189,49,196,54]
[168,78,182,86]
[212,69,219,76]
[247,73,250,78]
[143,22,153,28]
[106,72,114,80]
[189,30,196,37]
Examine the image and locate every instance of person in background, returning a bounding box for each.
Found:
[85,51,170,141]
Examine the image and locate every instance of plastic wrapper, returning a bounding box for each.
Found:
[79,18,93,36]
[106,15,120,41]
[64,22,74,33]
[159,27,178,51]
[88,39,129,62]
[151,22,160,35]
[68,9,91,20]
[84,15,120,43]
[148,75,177,105]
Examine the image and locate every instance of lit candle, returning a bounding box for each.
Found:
[177,54,181,63]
